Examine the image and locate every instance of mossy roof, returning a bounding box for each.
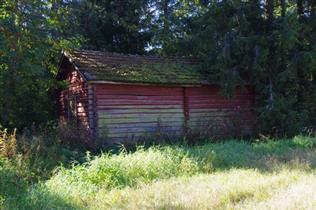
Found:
[59,50,208,85]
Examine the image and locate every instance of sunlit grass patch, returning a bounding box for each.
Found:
[2,136,316,209]
[89,169,311,210]
[48,146,202,190]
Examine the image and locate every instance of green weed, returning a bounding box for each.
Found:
[1,135,316,209]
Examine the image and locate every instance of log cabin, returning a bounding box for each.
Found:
[56,50,254,145]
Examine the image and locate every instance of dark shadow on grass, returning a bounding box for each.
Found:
[97,135,316,173]
[0,164,80,210]
[172,136,316,172]
[3,187,81,210]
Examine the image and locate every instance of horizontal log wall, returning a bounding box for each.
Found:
[186,86,254,137]
[95,84,254,143]
[95,84,185,142]
[60,78,255,144]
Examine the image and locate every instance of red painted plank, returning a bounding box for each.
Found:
[95,84,182,91]
[96,100,183,106]
[95,95,183,100]
[95,90,183,96]
[99,124,184,129]
[188,103,252,109]
[188,95,252,101]
[98,120,184,126]
[98,109,183,114]
[96,105,183,110]
[105,130,184,138]
[95,85,183,96]
[188,99,252,104]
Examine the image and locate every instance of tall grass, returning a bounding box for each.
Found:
[87,169,316,210]
[48,147,205,190]
[1,135,316,209]
[0,128,84,181]
[0,129,17,158]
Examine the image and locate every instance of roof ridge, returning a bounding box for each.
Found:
[68,49,200,63]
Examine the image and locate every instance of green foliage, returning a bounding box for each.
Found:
[0,0,81,129]
[0,158,28,208]
[64,0,152,54]
[0,127,86,209]
[1,0,315,136]
[173,0,316,136]
[0,128,84,182]
[48,146,202,191]
[149,0,212,56]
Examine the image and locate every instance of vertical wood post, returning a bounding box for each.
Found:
[182,87,189,135]
[93,84,98,139]
[88,84,95,139]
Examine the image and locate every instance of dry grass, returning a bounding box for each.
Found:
[85,169,316,210]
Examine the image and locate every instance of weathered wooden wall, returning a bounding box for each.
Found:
[58,69,255,143]
[58,69,90,131]
[94,84,254,143]
[186,86,254,137]
[95,84,185,142]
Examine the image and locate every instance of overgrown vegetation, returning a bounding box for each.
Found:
[1,1,315,209]
[1,132,316,209]
[0,1,81,129]
[0,128,84,182]
[184,0,316,136]
[1,0,315,136]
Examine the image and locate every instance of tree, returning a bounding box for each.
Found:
[0,0,80,129]
[146,0,207,55]
[65,0,152,54]
[174,0,316,136]
[0,0,314,136]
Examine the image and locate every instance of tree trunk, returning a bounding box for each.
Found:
[297,0,304,17]
[266,0,274,25]
[163,0,169,37]
[280,0,286,17]
[265,0,275,110]
[310,0,315,17]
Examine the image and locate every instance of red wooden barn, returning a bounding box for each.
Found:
[56,50,254,144]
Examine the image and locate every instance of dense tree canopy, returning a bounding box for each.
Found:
[184,0,316,135]
[0,0,315,136]
[0,0,80,128]
[63,0,152,54]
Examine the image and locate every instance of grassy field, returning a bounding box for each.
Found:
[1,136,316,209]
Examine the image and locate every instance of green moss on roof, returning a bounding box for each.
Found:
[63,50,207,85]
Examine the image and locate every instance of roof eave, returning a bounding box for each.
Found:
[56,51,88,83]
[86,80,205,87]
[55,50,66,81]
